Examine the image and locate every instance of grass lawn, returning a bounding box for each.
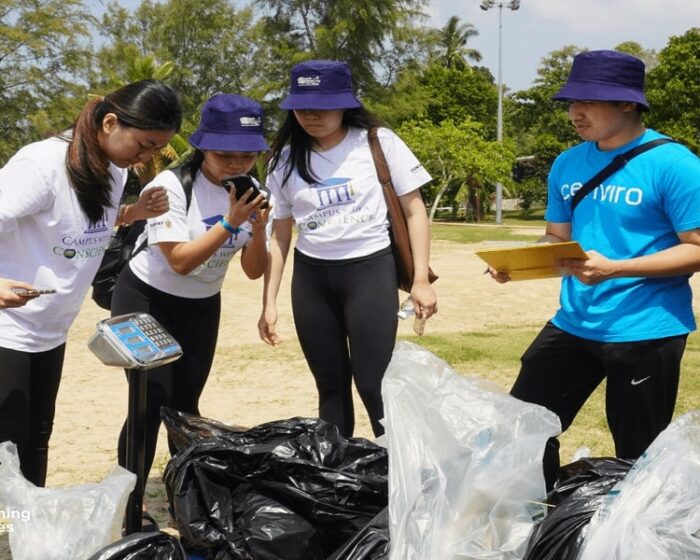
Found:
[433,207,547,228]
[431,223,542,244]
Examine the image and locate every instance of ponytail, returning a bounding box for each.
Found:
[66,97,113,224]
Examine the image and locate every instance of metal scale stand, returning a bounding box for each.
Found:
[88,312,183,534]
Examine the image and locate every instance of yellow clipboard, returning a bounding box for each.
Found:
[475,241,588,280]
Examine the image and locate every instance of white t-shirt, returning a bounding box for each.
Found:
[128,169,254,298]
[267,127,431,260]
[0,137,127,352]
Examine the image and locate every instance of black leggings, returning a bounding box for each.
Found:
[292,247,399,437]
[112,265,220,486]
[511,321,686,490]
[0,344,65,486]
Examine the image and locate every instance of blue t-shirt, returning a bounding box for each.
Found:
[545,129,700,342]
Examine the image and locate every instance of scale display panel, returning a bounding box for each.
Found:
[88,313,183,369]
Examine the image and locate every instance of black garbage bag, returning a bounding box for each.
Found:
[164,409,249,454]
[205,484,324,560]
[327,507,389,560]
[522,457,633,560]
[86,531,186,560]
[161,409,388,560]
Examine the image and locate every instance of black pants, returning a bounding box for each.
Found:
[0,344,65,486]
[511,321,686,490]
[112,265,220,488]
[292,247,399,437]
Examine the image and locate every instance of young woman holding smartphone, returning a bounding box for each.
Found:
[0,80,182,486]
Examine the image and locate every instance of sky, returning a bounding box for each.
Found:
[427,0,700,91]
[103,0,700,92]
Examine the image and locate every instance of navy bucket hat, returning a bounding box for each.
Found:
[189,94,269,152]
[553,50,649,111]
[280,60,362,110]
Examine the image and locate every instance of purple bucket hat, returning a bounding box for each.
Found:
[189,94,269,152]
[553,50,649,111]
[280,60,362,110]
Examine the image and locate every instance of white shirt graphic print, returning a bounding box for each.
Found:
[129,169,254,298]
[0,137,126,351]
[267,127,431,260]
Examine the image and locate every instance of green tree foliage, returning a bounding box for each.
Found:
[3,0,699,213]
[646,28,700,154]
[507,45,583,205]
[253,0,429,96]
[397,119,514,221]
[614,41,658,70]
[509,45,581,148]
[370,63,497,134]
[511,134,562,209]
[0,0,93,164]
[423,65,497,130]
[97,0,258,119]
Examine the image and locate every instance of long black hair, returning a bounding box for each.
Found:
[267,107,385,186]
[66,79,182,224]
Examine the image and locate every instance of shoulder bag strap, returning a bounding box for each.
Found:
[368,127,391,188]
[168,162,195,211]
[368,127,416,284]
[571,138,677,212]
[367,127,438,289]
[367,128,410,237]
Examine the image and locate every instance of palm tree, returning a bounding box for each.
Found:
[439,16,482,71]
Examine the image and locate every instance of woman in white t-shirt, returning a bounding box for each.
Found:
[259,60,438,437]
[111,94,270,495]
[0,80,182,486]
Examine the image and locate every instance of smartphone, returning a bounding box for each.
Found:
[221,175,269,208]
[12,287,57,296]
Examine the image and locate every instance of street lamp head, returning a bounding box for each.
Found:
[480,0,495,10]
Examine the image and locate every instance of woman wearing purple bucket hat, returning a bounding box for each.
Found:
[487,50,700,490]
[111,94,270,509]
[259,59,437,438]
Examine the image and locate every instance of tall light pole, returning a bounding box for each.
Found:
[480,0,520,224]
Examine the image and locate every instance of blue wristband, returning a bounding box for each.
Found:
[220,217,242,235]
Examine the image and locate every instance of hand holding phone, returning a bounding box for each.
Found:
[221,175,269,209]
[11,287,56,296]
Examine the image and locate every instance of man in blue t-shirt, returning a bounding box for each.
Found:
[488,50,700,490]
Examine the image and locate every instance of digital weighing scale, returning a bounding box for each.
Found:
[88,313,183,534]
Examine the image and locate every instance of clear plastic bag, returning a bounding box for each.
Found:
[0,441,136,560]
[382,341,561,560]
[577,411,700,560]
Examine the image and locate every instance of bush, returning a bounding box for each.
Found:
[515,178,546,210]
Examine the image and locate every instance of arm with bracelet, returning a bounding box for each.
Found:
[156,173,268,276]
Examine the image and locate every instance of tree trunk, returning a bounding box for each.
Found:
[429,183,450,223]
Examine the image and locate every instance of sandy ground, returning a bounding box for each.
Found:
[3,226,700,557]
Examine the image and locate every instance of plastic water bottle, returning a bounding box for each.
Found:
[398,296,416,320]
